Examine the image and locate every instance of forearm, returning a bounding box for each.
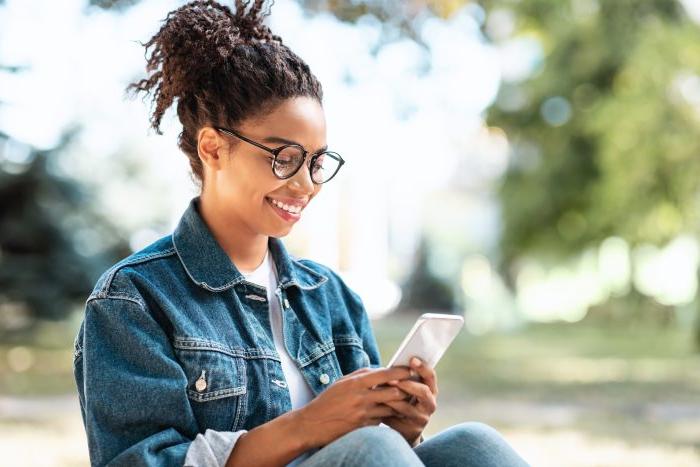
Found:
[225,409,309,467]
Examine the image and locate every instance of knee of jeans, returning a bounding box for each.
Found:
[346,425,406,446]
[451,421,505,444]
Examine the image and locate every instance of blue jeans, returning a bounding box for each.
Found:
[298,422,531,466]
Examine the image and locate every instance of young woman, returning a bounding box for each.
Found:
[72,1,530,466]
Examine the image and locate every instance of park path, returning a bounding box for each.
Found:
[1,394,698,467]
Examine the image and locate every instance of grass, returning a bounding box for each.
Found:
[0,316,80,395]
[1,312,699,466]
[372,313,700,459]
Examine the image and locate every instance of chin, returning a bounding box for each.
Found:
[265,225,293,238]
[275,227,294,238]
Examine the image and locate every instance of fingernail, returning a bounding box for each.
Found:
[388,379,399,385]
[411,357,421,367]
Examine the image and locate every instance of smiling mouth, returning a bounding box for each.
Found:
[266,197,302,220]
[265,197,304,214]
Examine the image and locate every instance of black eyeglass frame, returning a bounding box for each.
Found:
[214,126,345,184]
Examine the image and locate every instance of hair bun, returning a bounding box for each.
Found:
[126,0,283,133]
[231,0,279,43]
[126,0,323,191]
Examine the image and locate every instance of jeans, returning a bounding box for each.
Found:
[298,422,531,467]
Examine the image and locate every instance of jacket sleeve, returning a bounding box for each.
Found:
[74,296,247,466]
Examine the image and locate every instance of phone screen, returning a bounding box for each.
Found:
[387,313,464,370]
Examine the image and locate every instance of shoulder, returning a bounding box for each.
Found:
[88,234,177,304]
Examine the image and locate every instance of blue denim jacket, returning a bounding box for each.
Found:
[72,196,382,466]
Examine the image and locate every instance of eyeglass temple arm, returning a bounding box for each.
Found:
[215,127,280,157]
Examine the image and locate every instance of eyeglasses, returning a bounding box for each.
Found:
[214,126,345,184]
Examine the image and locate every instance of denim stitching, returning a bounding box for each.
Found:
[172,239,242,292]
[296,340,336,367]
[173,337,281,361]
[187,387,246,402]
[232,356,247,431]
[90,249,176,300]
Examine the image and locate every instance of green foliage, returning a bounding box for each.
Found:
[0,132,131,330]
[483,0,700,344]
[485,0,700,260]
[87,0,140,10]
[297,0,472,49]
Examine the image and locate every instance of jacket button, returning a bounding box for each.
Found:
[283,298,290,308]
[319,373,330,384]
[195,370,207,392]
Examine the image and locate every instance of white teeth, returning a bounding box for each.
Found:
[269,198,302,214]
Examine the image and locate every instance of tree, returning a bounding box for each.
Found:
[0,130,132,331]
[482,0,700,343]
[396,234,459,314]
[0,59,131,332]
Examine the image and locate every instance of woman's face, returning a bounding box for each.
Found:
[202,96,327,239]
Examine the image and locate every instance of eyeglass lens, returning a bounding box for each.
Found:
[273,146,341,183]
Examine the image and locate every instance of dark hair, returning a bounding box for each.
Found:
[126,0,324,188]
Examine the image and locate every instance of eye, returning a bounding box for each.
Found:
[276,146,303,164]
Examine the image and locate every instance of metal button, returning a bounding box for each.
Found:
[319,373,330,384]
[195,370,207,392]
[283,298,290,308]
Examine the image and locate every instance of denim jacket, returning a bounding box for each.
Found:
[72,196,382,466]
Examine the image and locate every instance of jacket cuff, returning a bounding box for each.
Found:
[183,428,248,467]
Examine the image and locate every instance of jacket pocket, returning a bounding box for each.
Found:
[173,338,248,432]
[333,334,371,375]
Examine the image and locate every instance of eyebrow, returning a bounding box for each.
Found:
[262,135,328,154]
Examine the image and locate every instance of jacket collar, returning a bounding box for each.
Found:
[173,196,327,292]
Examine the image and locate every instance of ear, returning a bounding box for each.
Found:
[197,126,228,172]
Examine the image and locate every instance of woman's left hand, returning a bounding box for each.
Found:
[379,356,438,447]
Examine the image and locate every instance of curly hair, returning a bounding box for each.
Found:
[125,0,324,188]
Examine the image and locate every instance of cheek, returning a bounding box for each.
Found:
[226,164,276,200]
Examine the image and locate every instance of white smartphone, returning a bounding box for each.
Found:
[387,312,464,379]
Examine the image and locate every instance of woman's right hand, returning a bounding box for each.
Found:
[294,366,413,448]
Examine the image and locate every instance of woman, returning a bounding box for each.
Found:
[72,1,531,466]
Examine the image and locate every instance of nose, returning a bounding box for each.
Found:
[288,156,316,192]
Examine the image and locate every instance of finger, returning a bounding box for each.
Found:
[380,399,422,420]
[383,400,431,432]
[390,380,436,412]
[367,385,410,404]
[409,357,438,396]
[357,366,412,388]
[341,367,372,381]
[382,415,405,427]
[366,403,399,419]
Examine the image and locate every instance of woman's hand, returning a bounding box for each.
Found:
[294,366,413,449]
[378,357,438,447]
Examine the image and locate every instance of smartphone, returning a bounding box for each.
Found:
[387,312,464,380]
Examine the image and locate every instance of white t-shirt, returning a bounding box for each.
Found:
[241,248,318,466]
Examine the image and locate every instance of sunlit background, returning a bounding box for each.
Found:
[1,0,700,465]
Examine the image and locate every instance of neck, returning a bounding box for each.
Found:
[198,192,269,273]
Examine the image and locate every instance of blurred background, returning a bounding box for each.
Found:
[1,0,699,465]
